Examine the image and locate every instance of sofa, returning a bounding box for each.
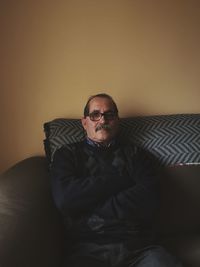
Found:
[0,114,199,267]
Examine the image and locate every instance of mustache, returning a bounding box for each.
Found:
[95,124,112,132]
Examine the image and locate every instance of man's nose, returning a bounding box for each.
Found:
[99,115,106,123]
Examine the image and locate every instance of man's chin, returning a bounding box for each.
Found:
[96,133,113,142]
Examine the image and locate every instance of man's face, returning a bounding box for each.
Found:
[81,97,119,144]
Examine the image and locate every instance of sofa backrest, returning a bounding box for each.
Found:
[44,114,200,166]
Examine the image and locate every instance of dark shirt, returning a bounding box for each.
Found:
[51,139,159,246]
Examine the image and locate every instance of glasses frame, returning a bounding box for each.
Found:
[88,111,118,121]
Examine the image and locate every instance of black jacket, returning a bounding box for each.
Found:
[51,140,159,245]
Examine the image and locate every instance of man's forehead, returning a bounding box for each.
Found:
[89,97,114,110]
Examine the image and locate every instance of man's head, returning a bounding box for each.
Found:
[81,93,119,145]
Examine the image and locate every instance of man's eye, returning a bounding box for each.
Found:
[92,112,100,117]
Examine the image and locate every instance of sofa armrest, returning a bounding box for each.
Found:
[155,164,200,267]
[0,157,64,267]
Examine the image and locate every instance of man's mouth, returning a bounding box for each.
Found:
[95,124,112,132]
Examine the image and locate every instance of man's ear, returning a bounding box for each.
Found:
[81,117,87,130]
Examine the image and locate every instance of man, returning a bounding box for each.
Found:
[51,93,182,267]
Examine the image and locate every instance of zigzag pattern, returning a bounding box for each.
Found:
[43,114,200,165]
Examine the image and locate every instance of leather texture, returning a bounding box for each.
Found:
[0,157,199,266]
[156,164,200,267]
[0,157,64,267]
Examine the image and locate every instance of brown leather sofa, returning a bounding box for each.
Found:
[0,114,199,267]
[0,157,200,267]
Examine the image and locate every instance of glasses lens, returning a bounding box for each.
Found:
[89,112,101,121]
[104,112,116,120]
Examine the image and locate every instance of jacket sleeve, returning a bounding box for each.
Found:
[95,148,160,223]
[50,145,132,219]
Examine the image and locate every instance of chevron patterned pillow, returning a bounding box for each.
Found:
[44,114,200,166]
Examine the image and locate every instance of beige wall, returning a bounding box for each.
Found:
[1,0,200,173]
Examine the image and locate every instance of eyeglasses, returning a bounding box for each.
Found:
[88,111,118,121]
